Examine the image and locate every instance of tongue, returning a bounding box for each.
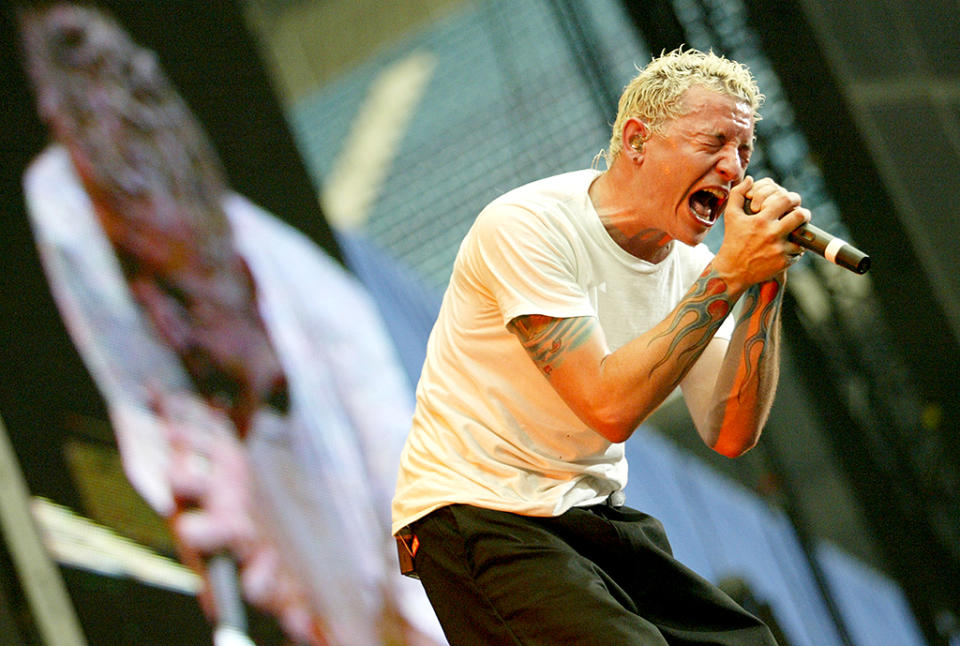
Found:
[690,192,715,222]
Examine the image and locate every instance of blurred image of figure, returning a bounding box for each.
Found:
[19,4,442,644]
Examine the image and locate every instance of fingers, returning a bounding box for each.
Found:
[721,177,814,279]
[744,178,801,219]
[730,175,754,200]
[166,425,260,561]
[743,179,812,260]
[172,509,236,553]
[778,205,811,261]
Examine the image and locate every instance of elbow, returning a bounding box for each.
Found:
[594,423,634,444]
[702,408,766,458]
[709,435,758,459]
[584,407,642,444]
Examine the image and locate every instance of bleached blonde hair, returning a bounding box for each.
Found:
[606,47,764,164]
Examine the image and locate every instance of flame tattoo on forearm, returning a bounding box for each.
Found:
[648,268,733,382]
[727,279,782,401]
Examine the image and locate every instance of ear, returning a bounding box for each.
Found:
[621,118,650,160]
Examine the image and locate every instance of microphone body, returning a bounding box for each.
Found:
[743,198,870,274]
[787,222,870,274]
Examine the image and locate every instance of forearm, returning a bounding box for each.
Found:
[517,263,742,443]
[610,265,737,421]
[704,275,784,457]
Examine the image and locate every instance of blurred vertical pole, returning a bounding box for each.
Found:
[0,414,87,646]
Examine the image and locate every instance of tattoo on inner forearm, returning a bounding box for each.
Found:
[514,316,592,376]
[730,281,781,391]
[648,269,732,380]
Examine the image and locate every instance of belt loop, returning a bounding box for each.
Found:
[395,526,420,579]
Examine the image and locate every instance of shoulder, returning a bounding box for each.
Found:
[475,169,599,235]
[489,169,599,210]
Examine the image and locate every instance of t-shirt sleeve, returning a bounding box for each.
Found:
[460,203,596,326]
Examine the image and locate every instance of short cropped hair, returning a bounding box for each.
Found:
[606,48,764,164]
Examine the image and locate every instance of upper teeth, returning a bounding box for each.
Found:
[702,188,725,199]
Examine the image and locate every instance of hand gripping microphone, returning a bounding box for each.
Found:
[743,198,870,274]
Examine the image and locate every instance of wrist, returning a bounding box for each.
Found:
[707,256,749,298]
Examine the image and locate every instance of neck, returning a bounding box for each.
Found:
[589,165,673,263]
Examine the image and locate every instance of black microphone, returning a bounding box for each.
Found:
[743,198,870,274]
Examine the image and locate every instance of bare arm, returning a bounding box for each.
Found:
[682,275,784,457]
[508,263,739,444]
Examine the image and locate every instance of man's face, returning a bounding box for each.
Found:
[638,86,755,246]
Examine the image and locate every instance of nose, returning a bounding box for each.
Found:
[716,143,745,182]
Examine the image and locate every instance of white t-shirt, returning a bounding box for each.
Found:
[391,169,730,533]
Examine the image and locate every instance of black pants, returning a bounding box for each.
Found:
[409,503,778,646]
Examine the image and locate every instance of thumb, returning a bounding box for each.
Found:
[731,176,753,204]
[727,176,754,217]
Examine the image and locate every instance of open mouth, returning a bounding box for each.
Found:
[688,188,728,226]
